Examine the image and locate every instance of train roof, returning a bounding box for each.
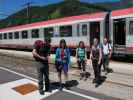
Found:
[0,12,107,33]
[111,7,133,19]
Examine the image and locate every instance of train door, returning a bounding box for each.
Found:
[90,22,100,46]
[113,18,126,54]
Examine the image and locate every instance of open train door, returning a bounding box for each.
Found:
[90,22,100,46]
[111,7,133,56]
[113,18,126,55]
[111,9,128,56]
[89,12,107,47]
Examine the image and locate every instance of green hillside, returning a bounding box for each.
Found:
[0,0,107,29]
[95,0,133,10]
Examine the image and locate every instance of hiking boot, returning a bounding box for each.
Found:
[59,83,63,91]
[39,90,44,95]
[80,72,84,80]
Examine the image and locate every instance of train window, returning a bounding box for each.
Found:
[31,29,39,38]
[8,32,13,39]
[82,24,87,36]
[54,27,59,37]
[0,34,2,40]
[14,32,19,39]
[44,27,54,38]
[60,25,72,37]
[22,30,28,39]
[3,33,7,39]
[129,21,133,35]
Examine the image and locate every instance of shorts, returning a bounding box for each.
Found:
[77,60,86,71]
[55,61,68,73]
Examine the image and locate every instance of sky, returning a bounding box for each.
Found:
[0,0,120,20]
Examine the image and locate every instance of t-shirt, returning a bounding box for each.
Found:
[91,45,100,61]
[61,49,65,60]
[33,40,50,62]
[102,43,111,55]
[55,48,70,65]
[76,48,86,61]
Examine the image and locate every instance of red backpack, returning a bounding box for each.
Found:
[33,40,44,61]
[34,40,44,48]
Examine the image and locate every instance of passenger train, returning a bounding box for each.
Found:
[0,7,133,57]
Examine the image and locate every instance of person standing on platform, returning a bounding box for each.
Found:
[55,39,70,91]
[101,37,113,74]
[76,41,87,80]
[90,38,102,87]
[32,38,51,95]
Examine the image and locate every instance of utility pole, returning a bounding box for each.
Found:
[22,2,34,23]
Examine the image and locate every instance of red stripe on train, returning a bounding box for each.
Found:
[0,12,106,32]
[112,7,133,17]
[127,47,133,51]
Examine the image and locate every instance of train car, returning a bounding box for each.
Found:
[0,7,133,57]
[0,12,107,53]
[110,7,133,57]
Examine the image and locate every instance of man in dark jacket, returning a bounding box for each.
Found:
[32,38,51,95]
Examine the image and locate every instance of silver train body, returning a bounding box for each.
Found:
[0,7,133,56]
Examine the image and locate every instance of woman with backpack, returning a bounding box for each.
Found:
[76,41,88,80]
[55,39,70,90]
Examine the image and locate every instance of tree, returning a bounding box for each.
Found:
[49,10,61,19]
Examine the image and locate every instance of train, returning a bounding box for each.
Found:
[0,7,133,57]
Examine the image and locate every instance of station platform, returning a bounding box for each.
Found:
[0,49,132,75]
[0,49,133,100]
[0,67,119,100]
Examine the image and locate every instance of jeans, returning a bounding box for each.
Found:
[77,60,86,72]
[103,55,109,71]
[92,60,101,81]
[36,61,50,91]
